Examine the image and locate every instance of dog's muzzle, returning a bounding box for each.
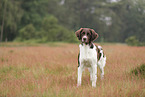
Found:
[82,36,88,43]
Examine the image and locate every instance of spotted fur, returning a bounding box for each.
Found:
[76,28,106,87]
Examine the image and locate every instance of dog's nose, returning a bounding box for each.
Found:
[83,38,86,41]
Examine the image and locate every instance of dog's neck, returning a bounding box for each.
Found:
[81,42,94,49]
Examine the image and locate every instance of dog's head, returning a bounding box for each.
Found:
[75,28,99,44]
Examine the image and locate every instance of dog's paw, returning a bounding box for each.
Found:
[77,83,81,87]
[92,82,96,87]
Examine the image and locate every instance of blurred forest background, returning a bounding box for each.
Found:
[0,0,145,44]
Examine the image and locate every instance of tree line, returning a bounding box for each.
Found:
[0,0,145,43]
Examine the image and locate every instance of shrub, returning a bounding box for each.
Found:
[131,64,145,78]
[125,36,145,46]
[40,16,77,43]
[125,36,140,46]
[18,24,36,41]
[15,16,77,43]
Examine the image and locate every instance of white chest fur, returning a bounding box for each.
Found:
[79,44,97,67]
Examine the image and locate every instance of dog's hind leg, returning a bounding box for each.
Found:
[100,66,104,80]
[98,59,106,80]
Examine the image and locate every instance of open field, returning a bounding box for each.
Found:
[0,43,145,97]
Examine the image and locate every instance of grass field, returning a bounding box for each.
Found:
[0,42,144,97]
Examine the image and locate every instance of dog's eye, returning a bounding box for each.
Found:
[87,33,90,36]
[82,32,85,35]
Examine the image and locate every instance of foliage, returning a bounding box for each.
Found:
[0,0,145,43]
[16,16,77,43]
[0,0,23,41]
[131,64,145,79]
[125,36,145,46]
[18,24,36,41]
[125,36,140,46]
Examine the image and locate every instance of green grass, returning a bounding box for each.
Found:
[0,65,29,82]
[0,42,71,47]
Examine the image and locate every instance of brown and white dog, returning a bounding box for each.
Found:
[75,28,106,87]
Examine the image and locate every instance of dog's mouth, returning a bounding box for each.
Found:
[82,39,88,44]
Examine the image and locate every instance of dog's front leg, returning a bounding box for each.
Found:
[92,64,97,87]
[77,65,83,87]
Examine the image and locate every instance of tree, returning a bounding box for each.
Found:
[20,0,49,29]
[0,0,7,42]
[1,0,145,43]
[41,16,77,42]
[122,0,145,42]
[18,24,36,40]
[0,0,23,41]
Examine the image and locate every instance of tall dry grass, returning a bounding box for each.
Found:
[0,43,144,97]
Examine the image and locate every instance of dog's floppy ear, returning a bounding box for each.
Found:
[75,28,83,40]
[90,29,99,41]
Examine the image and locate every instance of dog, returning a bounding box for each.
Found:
[75,28,106,87]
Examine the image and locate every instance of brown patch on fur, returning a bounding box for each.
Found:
[75,28,83,40]
[96,46,101,60]
[89,29,99,42]
[96,45,105,61]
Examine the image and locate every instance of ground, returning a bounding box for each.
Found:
[0,42,145,97]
